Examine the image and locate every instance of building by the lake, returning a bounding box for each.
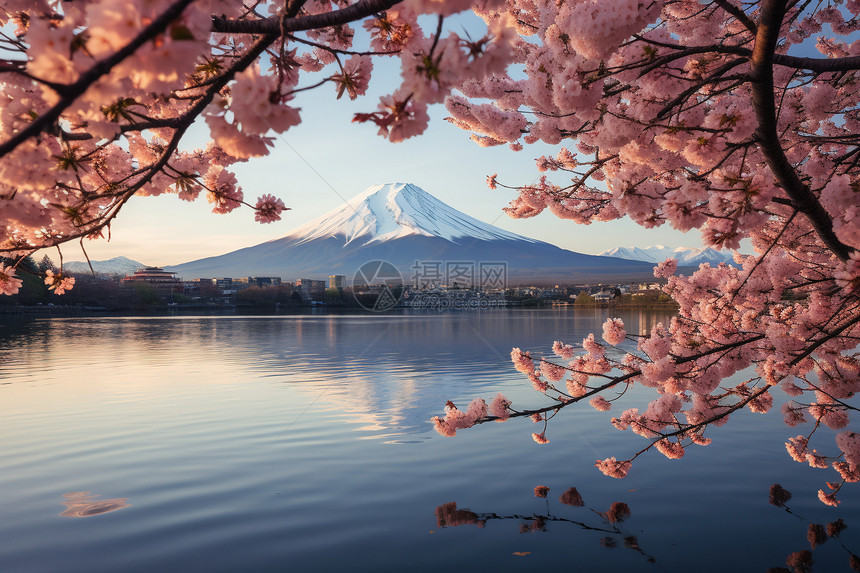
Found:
[122,267,182,293]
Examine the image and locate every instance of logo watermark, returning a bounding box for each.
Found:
[410,261,508,290]
[404,290,508,309]
[352,260,508,311]
[352,260,404,312]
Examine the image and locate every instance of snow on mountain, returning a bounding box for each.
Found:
[64,256,145,275]
[598,244,738,267]
[168,183,658,283]
[599,246,657,263]
[286,182,537,246]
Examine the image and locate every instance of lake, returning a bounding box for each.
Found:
[0,310,857,572]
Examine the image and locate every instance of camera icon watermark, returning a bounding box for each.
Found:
[352,260,508,311]
[406,260,508,310]
[352,260,404,312]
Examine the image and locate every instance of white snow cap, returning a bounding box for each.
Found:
[598,245,736,265]
[286,182,537,246]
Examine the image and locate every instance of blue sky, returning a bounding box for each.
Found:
[74,83,705,266]
[66,18,709,267]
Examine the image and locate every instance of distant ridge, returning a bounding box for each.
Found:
[598,244,739,267]
[168,183,659,284]
[65,256,146,275]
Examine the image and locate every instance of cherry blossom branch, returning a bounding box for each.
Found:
[472,334,770,425]
[0,0,196,159]
[627,35,860,74]
[284,33,397,56]
[0,0,404,163]
[750,0,854,262]
[211,0,402,35]
[12,34,280,252]
[773,54,860,73]
[713,0,758,34]
[656,59,748,119]
[659,312,860,443]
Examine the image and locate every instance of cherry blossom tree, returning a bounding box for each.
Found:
[429,0,860,506]
[1,1,859,504]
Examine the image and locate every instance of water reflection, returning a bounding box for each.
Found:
[60,491,130,517]
[435,485,656,564]
[8,312,856,572]
[766,484,858,572]
[0,311,674,443]
[437,482,860,570]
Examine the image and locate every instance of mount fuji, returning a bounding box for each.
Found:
[167,183,658,284]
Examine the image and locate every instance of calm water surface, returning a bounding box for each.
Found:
[0,310,857,572]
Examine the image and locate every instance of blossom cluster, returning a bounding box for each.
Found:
[426,0,860,506]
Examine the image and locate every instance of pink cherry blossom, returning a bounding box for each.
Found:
[836,432,860,466]
[0,264,23,296]
[818,489,840,507]
[654,259,678,279]
[511,348,534,374]
[655,439,685,460]
[44,269,75,295]
[488,393,511,421]
[331,56,373,101]
[552,340,576,359]
[540,361,566,382]
[601,318,626,346]
[833,461,860,483]
[254,194,288,224]
[595,457,631,479]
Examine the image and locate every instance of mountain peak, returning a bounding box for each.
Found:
[598,244,739,267]
[168,182,660,282]
[64,256,146,275]
[286,182,535,247]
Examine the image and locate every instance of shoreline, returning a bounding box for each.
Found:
[0,301,679,320]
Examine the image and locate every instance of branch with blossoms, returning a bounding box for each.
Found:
[434,255,860,504]
[452,1,858,259]
[426,0,860,506]
[0,0,522,296]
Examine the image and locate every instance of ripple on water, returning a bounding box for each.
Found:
[0,313,858,573]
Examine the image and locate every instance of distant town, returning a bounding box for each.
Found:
[0,256,675,312]
[120,266,673,307]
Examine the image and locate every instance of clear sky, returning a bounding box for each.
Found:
[62,22,710,267]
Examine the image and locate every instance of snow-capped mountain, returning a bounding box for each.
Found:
[289,182,536,246]
[168,182,657,284]
[64,256,146,275]
[599,245,738,267]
